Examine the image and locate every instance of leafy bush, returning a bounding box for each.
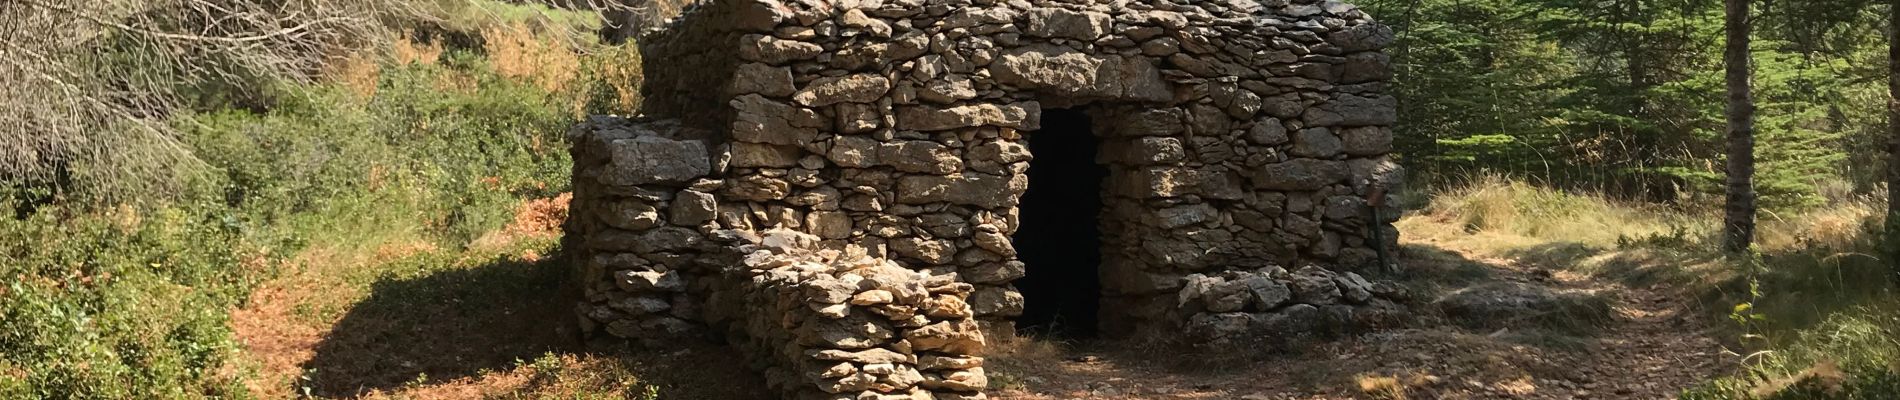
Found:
[0,201,262,399]
[1,10,640,395]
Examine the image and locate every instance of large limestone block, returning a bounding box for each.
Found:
[1290,128,1343,158]
[1023,8,1111,41]
[1302,94,1397,127]
[897,102,1042,131]
[794,74,892,107]
[738,34,822,64]
[1112,167,1242,199]
[1339,126,1393,156]
[894,173,1027,209]
[730,142,804,167]
[601,136,710,186]
[1253,159,1350,191]
[990,45,1169,102]
[1138,228,1234,270]
[731,94,824,146]
[730,62,796,97]
[878,141,963,174]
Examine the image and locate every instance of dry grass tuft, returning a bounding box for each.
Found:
[1416,175,1693,248]
[391,36,443,66]
[470,193,570,251]
[1757,192,1884,251]
[981,333,1069,391]
[1356,374,1407,399]
[327,50,382,99]
[1354,371,1445,400]
[484,22,582,95]
[1750,360,1847,398]
[581,44,646,115]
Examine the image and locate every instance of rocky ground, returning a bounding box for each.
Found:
[233,199,1732,399]
[985,223,1733,399]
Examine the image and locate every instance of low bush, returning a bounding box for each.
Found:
[1,7,640,395]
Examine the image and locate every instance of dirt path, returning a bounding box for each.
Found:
[229,195,771,400]
[989,235,1734,399]
[234,198,1731,399]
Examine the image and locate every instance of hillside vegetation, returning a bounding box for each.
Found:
[1,1,648,397]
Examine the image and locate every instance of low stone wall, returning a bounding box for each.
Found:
[566,116,719,344]
[708,229,988,400]
[1177,265,1407,344]
[567,117,988,399]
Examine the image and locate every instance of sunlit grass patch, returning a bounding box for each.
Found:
[1402,176,1900,399]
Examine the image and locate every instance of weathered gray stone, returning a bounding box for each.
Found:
[1023,8,1112,41]
[839,9,892,37]
[806,210,853,239]
[738,34,822,64]
[1303,94,1397,127]
[897,102,1040,131]
[1339,126,1393,156]
[1290,128,1343,158]
[669,190,718,226]
[794,74,892,107]
[599,200,661,230]
[828,135,882,167]
[1254,159,1350,190]
[616,270,684,292]
[602,136,710,186]
[729,142,803,167]
[878,141,963,174]
[1248,118,1290,145]
[730,62,796,97]
[731,94,824,145]
[1288,266,1342,305]
[895,173,1026,208]
[1246,276,1294,310]
[1154,203,1217,229]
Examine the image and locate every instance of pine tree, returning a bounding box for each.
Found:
[1887,0,1900,281]
[1722,0,1757,254]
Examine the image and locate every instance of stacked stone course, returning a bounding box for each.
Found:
[569,0,1407,397]
[1177,265,1407,343]
[713,229,989,400]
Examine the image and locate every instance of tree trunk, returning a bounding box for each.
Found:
[1721,0,1756,254]
[1887,0,1900,283]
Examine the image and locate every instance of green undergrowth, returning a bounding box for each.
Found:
[1402,177,1900,399]
[0,4,633,397]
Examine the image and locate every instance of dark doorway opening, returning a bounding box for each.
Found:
[1013,108,1106,338]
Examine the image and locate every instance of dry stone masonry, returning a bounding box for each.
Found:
[566,0,1406,397]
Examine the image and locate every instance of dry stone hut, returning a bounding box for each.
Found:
[564,0,1406,397]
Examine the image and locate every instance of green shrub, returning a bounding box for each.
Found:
[3,32,618,399]
[0,201,261,399]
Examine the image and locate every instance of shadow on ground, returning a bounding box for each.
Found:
[300,251,770,399]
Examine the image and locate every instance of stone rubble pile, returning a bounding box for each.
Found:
[1177,265,1406,343]
[708,229,989,400]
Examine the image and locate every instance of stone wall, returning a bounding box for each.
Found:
[708,229,989,400]
[567,0,1405,397]
[568,118,989,399]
